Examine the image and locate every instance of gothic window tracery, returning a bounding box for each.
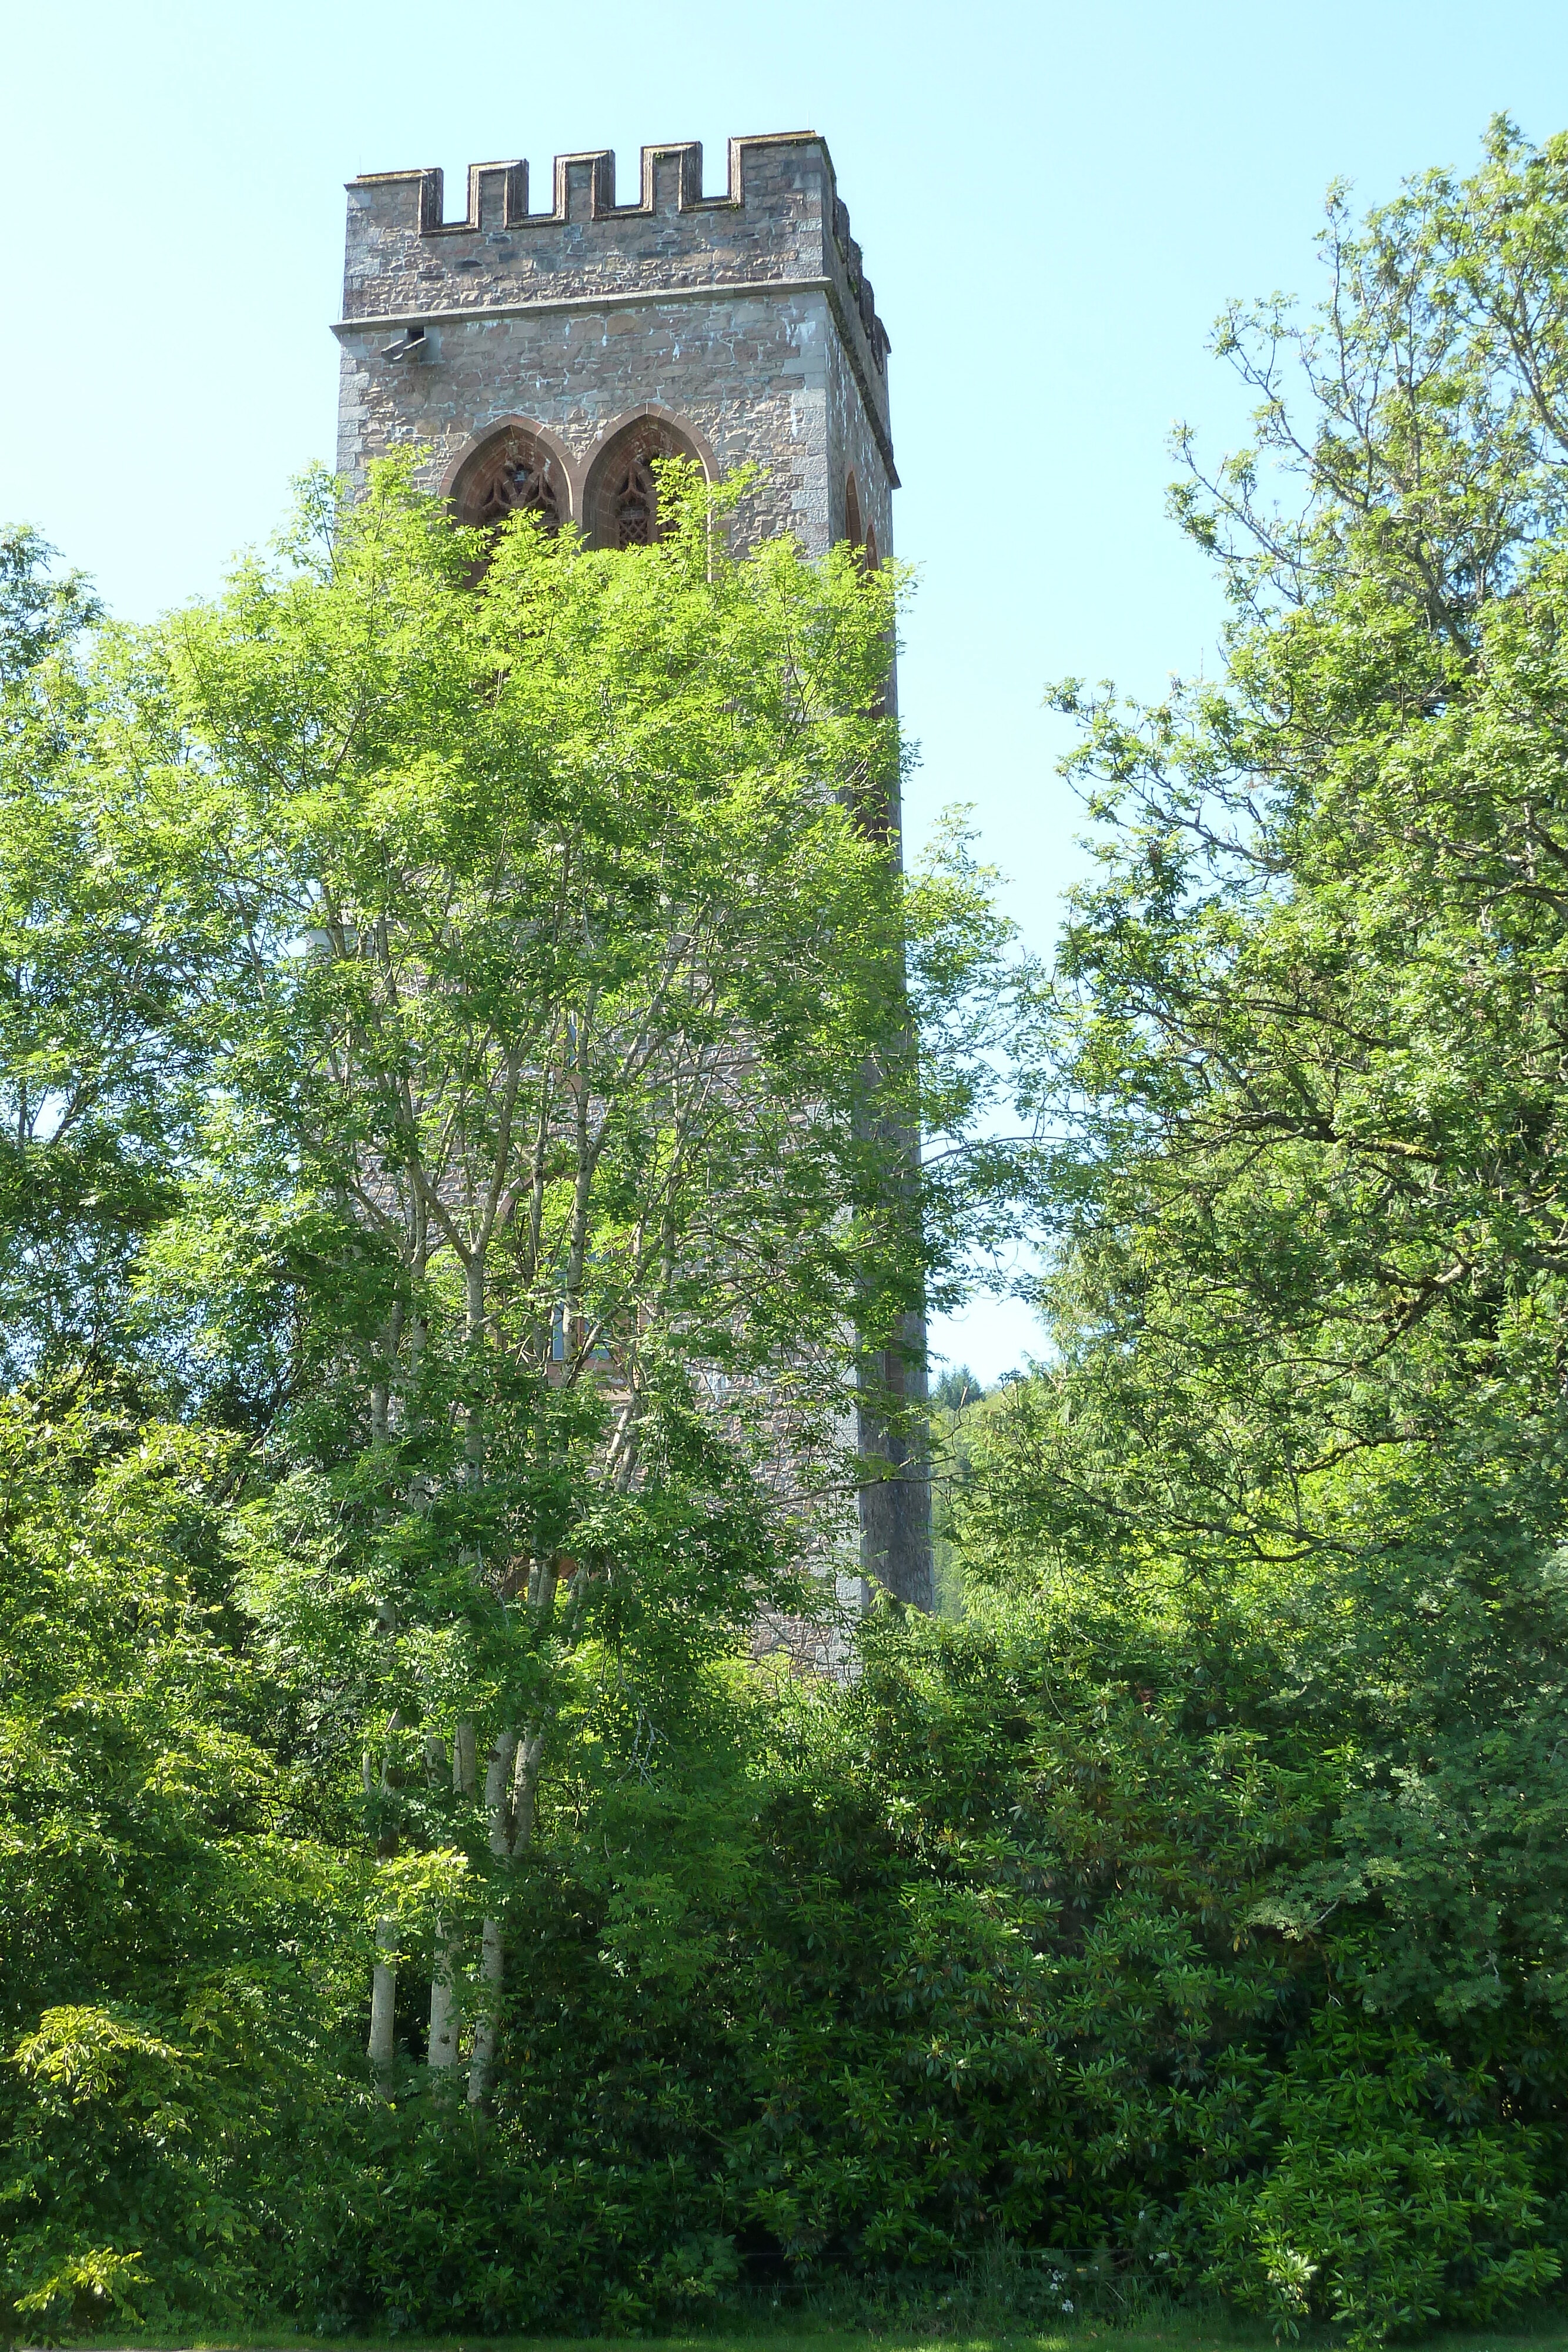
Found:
[453,428,564,535]
[606,448,658,546]
[584,416,704,550]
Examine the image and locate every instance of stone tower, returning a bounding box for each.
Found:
[332,132,930,1609]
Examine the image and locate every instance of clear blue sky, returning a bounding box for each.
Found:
[5,0,1566,1375]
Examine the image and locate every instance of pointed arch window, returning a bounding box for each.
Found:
[584,416,704,550]
[452,427,564,535]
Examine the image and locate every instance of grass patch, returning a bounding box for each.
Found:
[57,2308,1568,2352]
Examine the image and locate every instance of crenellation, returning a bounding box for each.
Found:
[552,151,614,223]
[336,135,895,512]
[470,161,527,233]
[339,134,888,409]
[640,141,704,215]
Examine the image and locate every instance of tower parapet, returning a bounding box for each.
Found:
[333,132,895,553]
[342,137,890,449]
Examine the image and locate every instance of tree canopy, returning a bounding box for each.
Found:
[8,122,1568,2352]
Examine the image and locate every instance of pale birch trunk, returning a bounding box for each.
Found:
[466,1728,515,2105]
[466,1725,546,2106]
[364,1709,403,2090]
[366,1919,398,2080]
[464,1259,486,1481]
[428,1719,476,2073]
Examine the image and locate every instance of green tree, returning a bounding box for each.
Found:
[1001,118,1568,1584]
[0,529,200,1385]
[0,1391,343,2341]
[0,453,1012,2330]
[93,459,998,2098]
[948,117,1568,2336]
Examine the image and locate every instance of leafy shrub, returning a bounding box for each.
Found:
[251,1598,1564,2342]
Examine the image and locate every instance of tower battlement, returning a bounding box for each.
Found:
[340,133,890,433]
[333,125,897,580]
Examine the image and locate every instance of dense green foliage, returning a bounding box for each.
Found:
[950,113,1568,2337]
[8,121,1568,2352]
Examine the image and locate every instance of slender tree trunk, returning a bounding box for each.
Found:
[468,1915,506,2103]
[364,1709,403,2090]
[428,1946,460,2072]
[366,1304,412,2081]
[465,1726,547,2106]
[429,1720,476,2074]
[511,1724,546,1852]
[467,1728,517,2105]
[367,1918,398,2081]
[464,1257,486,1482]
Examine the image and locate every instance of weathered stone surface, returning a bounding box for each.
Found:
[332,134,894,564]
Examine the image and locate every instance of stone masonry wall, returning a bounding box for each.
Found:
[333,133,894,560]
[337,290,830,552]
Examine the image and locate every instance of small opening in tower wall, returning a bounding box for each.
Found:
[583,416,704,550]
[844,471,863,550]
